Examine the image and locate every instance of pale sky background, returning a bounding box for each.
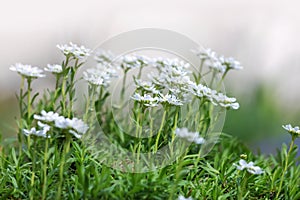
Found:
[0,0,299,108]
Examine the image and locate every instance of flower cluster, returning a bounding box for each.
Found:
[131,92,184,107]
[94,49,115,64]
[10,63,45,79]
[130,55,240,110]
[175,127,205,144]
[192,47,243,74]
[57,42,91,60]
[44,64,63,74]
[120,54,151,72]
[83,64,118,87]
[23,124,50,138]
[234,159,264,175]
[32,110,88,139]
[282,124,300,137]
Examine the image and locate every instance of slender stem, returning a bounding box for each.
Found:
[30,138,36,200]
[57,135,71,200]
[42,137,49,200]
[275,136,296,199]
[154,109,167,152]
[27,79,32,124]
[18,77,25,153]
[121,70,128,101]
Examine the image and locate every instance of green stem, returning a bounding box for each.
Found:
[154,109,167,152]
[275,136,296,199]
[30,138,36,200]
[57,135,71,200]
[27,79,32,124]
[121,71,128,101]
[42,137,49,200]
[18,77,25,153]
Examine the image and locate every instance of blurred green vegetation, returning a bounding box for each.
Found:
[224,84,300,145]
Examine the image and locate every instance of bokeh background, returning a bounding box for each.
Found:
[1,0,299,154]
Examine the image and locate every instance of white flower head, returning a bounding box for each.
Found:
[175,127,205,144]
[234,159,264,175]
[10,63,45,79]
[83,66,117,87]
[34,110,60,122]
[213,93,240,110]
[57,42,92,59]
[45,64,63,74]
[23,126,50,138]
[131,93,160,107]
[220,56,243,71]
[54,116,88,139]
[94,49,115,64]
[159,93,184,106]
[282,124,300,136]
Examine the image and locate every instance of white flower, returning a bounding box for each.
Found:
[131,93,160,107]
[134,79,160,94]
[57,42,91,59]
[282,124,300,136]
[34,110,60,122]
[178,195,193,200]
[213,93,240,110]
[219,56,243,71]
[191,47,218,61]
[45,64,63,74]
[83,66,117,87]
[175,128,205,144]
[54,116,88,139]
[10,63,45,79]
[94,49,115,64]
[159,93,184,106]
[188,82,216,102]
[23,126,50,138]
[234,159,264,175]
[192,47,243,73]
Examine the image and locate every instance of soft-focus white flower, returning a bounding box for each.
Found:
[131,93,160,107]
[57,42,91,59]
[192,47,243,73]
[175,127,205,144]
[213,93,240,110]
[23,126,50,138]
[219,56,243,71]
[282,124,300,136]
[44,64,63,74]
[134,79,160,94]
[34,110,60,122]
[159,93,184,106]
[54,116,88,139]
[178,195,193,200]
[83,66,117,87]
[10,63,45,79]
[94,49,115,64]
[234,159,264,175]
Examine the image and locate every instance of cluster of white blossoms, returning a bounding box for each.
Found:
[10,63,45,79]
[94,49,115,64]
[282,124,300,137]
[57,42,92,60]
[119,54,151,71]
[23,124,50,138]
[31,110,89,139]
[83,65,118,87]
[131,56,239,110]
[192,47,243,74]
[131,92,184,107]
[234,159,264,175]
[175,127,205,144]
[44,64,63,74]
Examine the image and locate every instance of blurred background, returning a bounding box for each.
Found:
[0,0,299,154]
